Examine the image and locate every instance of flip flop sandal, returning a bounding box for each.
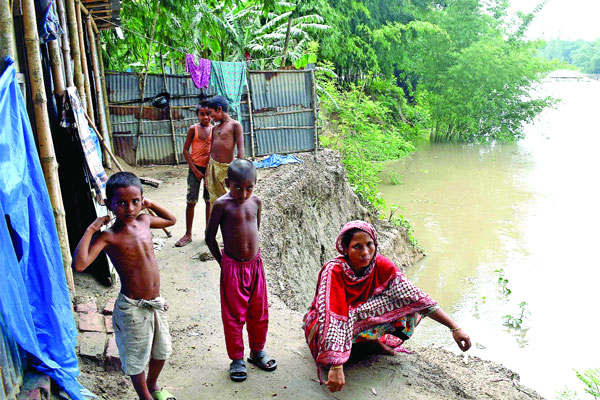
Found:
[150,388,176,400]
[247,350,277,372]
[175,237,192,247]
[230,359,247,382]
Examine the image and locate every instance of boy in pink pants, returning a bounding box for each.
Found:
[205,159,276,382]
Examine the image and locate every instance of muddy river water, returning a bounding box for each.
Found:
[379,77,600,398]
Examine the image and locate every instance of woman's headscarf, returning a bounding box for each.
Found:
[335,220,379,255]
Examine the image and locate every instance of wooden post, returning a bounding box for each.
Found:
[134,0,161,165]
[86,15,112,168]
[75,0,94,119]
[55,0,73,87]
[48,40,66,95]
[65,0,85,105]
[245,79,256,160]
[160,52,178,165]
[310,69,318,157]
[22,0,75,294]
[96,33,114,150]
[0,0,15,61]
[280,15,293,68]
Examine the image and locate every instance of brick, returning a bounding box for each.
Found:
[105,315,114,333]
[104,334,121,371]
[103,297,116,314]
[75,296,97,313]
[79,332,106,360]
[79,312,104,332]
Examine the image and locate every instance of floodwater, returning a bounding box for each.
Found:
[379,77,600,399]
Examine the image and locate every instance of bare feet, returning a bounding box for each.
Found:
[175,234,192,247]
[373,339,397,355]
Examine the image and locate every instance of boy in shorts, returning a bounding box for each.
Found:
[176,101,213,247]
[205,95,244,205]
[73,172,177,400]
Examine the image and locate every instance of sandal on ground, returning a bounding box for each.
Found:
[230,359,247,382]
[150,388,176,400]
[247,350,277,372]
[175,236,192,247]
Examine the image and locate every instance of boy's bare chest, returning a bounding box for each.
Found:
[224,204,257,224]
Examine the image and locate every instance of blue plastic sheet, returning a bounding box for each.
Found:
[0,58,86,399]
[253,154,303,169]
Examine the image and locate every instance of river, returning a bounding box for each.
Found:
[379,76,600,399]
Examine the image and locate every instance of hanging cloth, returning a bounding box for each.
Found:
[62,87,108,204]
[185,54,211,89]
[36,0,64,43]
[209,61,247,115]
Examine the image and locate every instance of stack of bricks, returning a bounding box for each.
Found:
[75,296,120,371]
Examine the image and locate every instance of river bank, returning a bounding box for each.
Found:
[74,150,542,399]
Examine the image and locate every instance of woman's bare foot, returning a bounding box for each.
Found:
[373,339,397,355]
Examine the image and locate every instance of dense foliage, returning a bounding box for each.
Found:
[101,0,556,213]
[542,39,600,74]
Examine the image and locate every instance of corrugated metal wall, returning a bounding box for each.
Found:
[106,69,317,165]
[0,315,26,399]
[248,70,317,155]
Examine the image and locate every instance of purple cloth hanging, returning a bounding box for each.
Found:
[185,54,211,89]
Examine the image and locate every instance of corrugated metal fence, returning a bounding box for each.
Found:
[0,315,26,399]
[106,69,318,165]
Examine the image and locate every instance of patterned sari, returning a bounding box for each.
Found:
[302,221,438,380]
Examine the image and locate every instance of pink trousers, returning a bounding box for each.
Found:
[220,250,269,360]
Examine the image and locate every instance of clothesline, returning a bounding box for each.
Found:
[93,16,283,63]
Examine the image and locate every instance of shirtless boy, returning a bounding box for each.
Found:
[205,95,245,204]
[73,172,177,400]
[205,159,276,382]
[176,101,212,247]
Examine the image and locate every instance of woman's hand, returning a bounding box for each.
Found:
[452,329,471,351]
[326,367,345,392]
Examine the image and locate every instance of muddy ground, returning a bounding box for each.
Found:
[75,151,543,399]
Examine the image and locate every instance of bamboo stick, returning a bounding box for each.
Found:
[96,33,114,150]
[280,15,293,68]
[160,52,179,165]
[56,0,74,87]
[22,0,75,294]
[245,81,256,160]
[83,112,172,238]
[65,0,85,107]
[0,0,15,61]
[48,40,66,94]
[310,69,318,157]
[86,15,112,169]
[134,0,161,165]
[75,0,95,119]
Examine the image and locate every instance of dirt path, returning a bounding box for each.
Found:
[75,160,543,400]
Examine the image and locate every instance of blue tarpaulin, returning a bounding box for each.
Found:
[253,154,303,169]
[0,58,86,399]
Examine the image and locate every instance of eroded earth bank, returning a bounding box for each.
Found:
[75,150,543,399]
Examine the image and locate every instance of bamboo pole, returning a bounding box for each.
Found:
[55,0,73,87]
[96,33,114,150]
[160,51,178,165]
[75,0,94,119]
[83,112,172,238]
[86,15,112,169]
[22,0,75,294]
[310,69,318,157]
[48,40,66,95]
[280,15,293,68]
[0,0,15,61]
[134,0,161,165]
[245,80,256,160]
[65,0,85,106]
